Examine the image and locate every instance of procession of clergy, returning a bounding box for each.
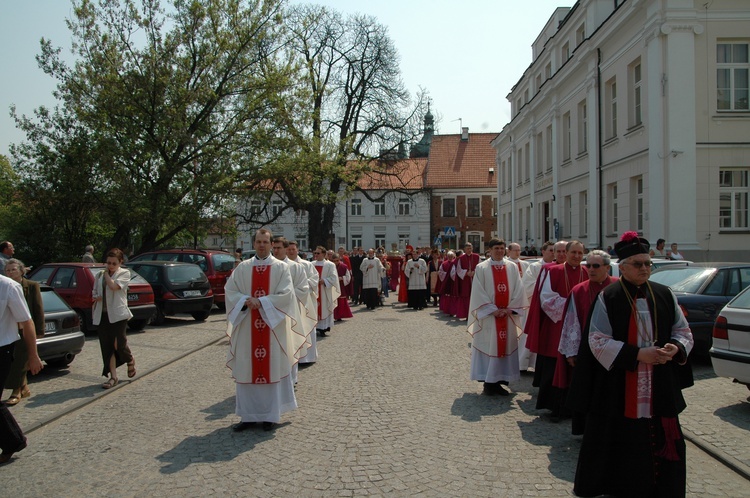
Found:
[226,227,694,497]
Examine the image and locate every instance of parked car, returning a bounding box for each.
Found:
[710,285,750,391]
[27,263,157,333]
[649,263,750,355]
[129,249,234,309]
[126,261,214,324]
[608,257,692,277]
[37,285,86,368]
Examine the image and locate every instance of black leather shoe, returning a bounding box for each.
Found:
[232,422,256,432]
[262,422,275,431]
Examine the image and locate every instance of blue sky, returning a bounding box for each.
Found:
[0,0,573,158]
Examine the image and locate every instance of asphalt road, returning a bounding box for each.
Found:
[2,299,749,497]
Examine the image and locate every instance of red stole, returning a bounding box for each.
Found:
[513,260,523,277]
[491,265,510,356]
[315,264,324,317]
[250,264,271,384]
[535,263,587,356]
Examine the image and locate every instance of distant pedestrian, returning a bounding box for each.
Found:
[312,246,339,336]
[404,251,427,310]
[360,248,385,310]
[0,241,14,274]
[82,245,96,263]
[650,238,666,258]
[667,242,684,260]
[331,253,353,320]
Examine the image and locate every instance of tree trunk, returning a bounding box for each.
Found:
[307,203,331,250]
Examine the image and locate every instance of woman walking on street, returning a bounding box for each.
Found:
[4,259,44,405]
[93,248,136,389]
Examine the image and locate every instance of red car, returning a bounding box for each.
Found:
[128,249,235,308]
[27,263,157,332]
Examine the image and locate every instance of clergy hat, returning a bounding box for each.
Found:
[614,231,650,260]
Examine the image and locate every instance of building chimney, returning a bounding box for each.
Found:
[461,127,469,141]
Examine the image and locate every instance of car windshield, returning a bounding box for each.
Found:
[649,267,714,293]
[728,286,750,309]
[212,253,236,272]
[166,265,207,283]
[41,289,71,312]
[87,267,149,285]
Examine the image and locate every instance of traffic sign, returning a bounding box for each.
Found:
[434,236,442,246]
[444,226,456,237]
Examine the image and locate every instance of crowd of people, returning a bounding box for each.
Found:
[0,231,697,497]
[228,231,695,497]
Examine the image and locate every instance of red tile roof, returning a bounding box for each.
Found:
[355,157,427,190]
[425,133,498,188]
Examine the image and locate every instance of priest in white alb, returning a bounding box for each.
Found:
[225,228,305,432]
[272,236,315,385]
[288,241,319,365]
[312,246,340,336]
[467,238,527,396]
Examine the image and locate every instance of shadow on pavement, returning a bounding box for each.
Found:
[23,385,101,407]
[450,392,513,422]
[201,396,236,422]
[713,401,750,431]
[517,417,578,482]
[156,424,282,474]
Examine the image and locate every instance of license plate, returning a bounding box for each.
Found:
[45,322,57,334]
[128,294,139,301]
[183,290,202,297]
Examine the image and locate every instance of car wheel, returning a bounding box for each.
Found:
[191,311,211,321]
[128,319,148,331]
[76,310,90,334]
[152,307,166,326]
[45,356,75,368]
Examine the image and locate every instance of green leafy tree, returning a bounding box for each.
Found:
[13,0,291,254]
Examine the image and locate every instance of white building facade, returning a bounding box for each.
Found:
[236,187,431,253]
[492,0,750,261]
[333,190,431,252]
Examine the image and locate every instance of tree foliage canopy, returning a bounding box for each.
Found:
[234,4,427,248]
[7,0,427,262]
[12,0,291,258]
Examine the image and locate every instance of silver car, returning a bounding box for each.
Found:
[711,285,750,390]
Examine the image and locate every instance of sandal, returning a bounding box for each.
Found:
[102,377,118,389]
[20,386,30,398]
[127,360,136,378]
[5,395,21,406]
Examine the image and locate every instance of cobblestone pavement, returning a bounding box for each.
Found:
[1,299,748,497]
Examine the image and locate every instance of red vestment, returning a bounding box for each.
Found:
[526,263,588,358]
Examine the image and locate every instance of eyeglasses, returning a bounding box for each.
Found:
[583,263,605,269]
[624,260,653,269]
[313,252,322,255]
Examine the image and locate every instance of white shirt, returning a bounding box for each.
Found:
[0,275,31,347]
